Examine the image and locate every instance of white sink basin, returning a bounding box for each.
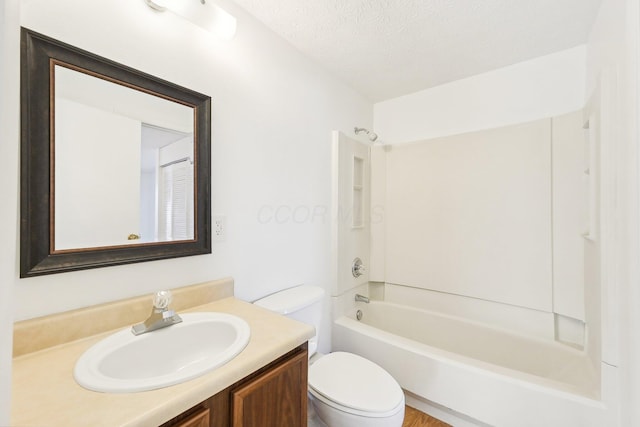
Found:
[74,312,250,393]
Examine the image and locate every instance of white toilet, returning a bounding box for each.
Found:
[254,285,405,427]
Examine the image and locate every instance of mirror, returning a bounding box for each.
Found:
[20,28,212,277]
[54,66,196,249]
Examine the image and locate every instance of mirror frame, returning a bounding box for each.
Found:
[20,28,212,277]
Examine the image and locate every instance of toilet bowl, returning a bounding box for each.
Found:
[253,285,405,427]
[308,352,405,427]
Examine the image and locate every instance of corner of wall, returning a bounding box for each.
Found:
[0,0,20,422]
[373,46,587,144]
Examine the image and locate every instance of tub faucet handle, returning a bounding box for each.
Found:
[352,258,366,278]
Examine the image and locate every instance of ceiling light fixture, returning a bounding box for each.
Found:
[144,0,237,41]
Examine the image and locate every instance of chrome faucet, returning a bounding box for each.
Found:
[355,294,370,303]
[131,290,183,336]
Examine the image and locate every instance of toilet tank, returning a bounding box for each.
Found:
[253,285,325,356]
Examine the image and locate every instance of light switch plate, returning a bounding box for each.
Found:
[213,215,226,241]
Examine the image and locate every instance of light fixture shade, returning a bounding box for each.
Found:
[208,5,237,40]
[145,0,237,40]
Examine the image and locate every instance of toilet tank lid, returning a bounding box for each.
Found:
[253,285,324,314]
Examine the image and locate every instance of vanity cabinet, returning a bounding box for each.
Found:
[161,344,308,427]
[231,346,308,426]
[171,408,210,427]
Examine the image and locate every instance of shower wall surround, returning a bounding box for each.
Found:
[371,111,587,342]
[383,118,553,311]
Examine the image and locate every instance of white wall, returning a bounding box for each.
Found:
[1,0,372,415]
[56,65,194,134]
[55,98,141,249]
[374,46,586,143]
[586,0,640,425]
[0,0,18,423]
[13,0,371,317]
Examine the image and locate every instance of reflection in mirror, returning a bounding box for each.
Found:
[54,66,195,250]
[20,28,211,277]
[141,125,194,244]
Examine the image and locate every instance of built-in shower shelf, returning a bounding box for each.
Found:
[582,232,595,241]
[352,156,364,227]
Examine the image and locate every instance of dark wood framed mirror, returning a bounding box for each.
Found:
[20,28,211,277]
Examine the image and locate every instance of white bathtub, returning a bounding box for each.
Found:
[332,301,606,427]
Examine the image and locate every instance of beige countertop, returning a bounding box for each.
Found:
[11,280,314,427]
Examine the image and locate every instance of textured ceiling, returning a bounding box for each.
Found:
[232,0,603,102]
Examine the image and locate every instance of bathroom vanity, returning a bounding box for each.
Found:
[161,344,308,427]
[11,278,314,426]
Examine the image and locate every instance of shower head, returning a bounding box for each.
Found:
[354,127,379,142]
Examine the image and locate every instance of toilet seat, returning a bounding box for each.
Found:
[308,352,404,418]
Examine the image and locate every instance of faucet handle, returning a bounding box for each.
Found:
[352,257,366,278]
[153,290,173,310]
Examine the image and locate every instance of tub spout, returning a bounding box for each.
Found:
[355,294,370,303]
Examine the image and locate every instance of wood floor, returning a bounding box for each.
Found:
[403,406,451,427]
[308,403,450,427]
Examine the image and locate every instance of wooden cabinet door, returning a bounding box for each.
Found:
[231,350,307,427]
[171,407,210,427]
